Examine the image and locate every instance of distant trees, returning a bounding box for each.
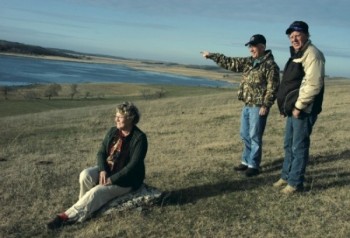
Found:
[140,87,166,99]
[0,40,82,59]
[44,83,62,100]
[0,83,171,101]
[70,84,79,99]
[0,83,113,101]
[84,91,91,99]
[0,86,9,100]
[155,87,166,98]
[24,90,40,100]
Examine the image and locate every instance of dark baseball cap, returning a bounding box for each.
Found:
[245,34,266,46]
[286,21,309,35]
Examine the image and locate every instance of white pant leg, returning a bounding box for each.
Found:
[66,173,132,222]
[79,166,99,199]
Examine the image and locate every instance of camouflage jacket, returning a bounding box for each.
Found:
[208,50,280,108]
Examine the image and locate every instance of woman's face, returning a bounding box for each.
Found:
[114,112,133,131]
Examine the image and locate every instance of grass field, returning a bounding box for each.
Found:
[0,80,349,238]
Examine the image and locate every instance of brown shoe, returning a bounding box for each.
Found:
[273,178,288,188]
[280,185,298,195]
[47,213,73,230]
[47,215,65,230]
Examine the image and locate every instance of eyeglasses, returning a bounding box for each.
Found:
[115,114,126,120]
[289,33,303,40]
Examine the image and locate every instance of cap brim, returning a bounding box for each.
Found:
[285,28,293,34]
[245,42,263,46]
[286,27,308,35]
[245,41,258,46]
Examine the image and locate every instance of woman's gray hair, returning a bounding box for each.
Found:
[116,101,140,125]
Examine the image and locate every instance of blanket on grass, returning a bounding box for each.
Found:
[99,184,163,215]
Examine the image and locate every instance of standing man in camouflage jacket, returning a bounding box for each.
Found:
[201,34,280,177]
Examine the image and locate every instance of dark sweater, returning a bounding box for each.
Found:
[97,126,148,189]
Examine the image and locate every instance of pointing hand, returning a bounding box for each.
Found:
[200,51,210,58]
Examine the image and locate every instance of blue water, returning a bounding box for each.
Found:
[0,55,233,88]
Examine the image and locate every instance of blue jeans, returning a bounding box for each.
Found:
[240,106,268,169]
[281,113,318,188]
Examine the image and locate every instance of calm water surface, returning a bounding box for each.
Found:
[0,55,233,87]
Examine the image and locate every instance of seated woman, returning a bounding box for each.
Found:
[47,102,148,229]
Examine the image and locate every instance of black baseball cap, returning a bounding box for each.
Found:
[286,21,309,35]
[245,34,266,46]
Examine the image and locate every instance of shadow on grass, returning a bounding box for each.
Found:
[260,157,284,173]
[160,149,350,206]
[306,170,350,191]
[309,150,350,165]
[159,175,274,206]
[261,149,350,173]
[306,149,350,191]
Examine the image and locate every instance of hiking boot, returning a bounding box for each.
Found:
[245,168,260,177]
[47,213,74,230]
[273,178,288,188]
[280,184,298,195]
[47,215,65,230]
[233,164,248,171]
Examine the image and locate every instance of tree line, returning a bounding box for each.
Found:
[0,84,81,100]
[0,40,82,59]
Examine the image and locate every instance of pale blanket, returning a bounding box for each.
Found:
[99,184,163,215]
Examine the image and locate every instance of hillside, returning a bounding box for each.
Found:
[0,81,349,237]
[0,39,83,59]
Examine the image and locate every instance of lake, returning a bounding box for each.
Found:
[0,55,233,88]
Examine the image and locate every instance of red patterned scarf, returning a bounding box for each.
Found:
[106,130,129,173]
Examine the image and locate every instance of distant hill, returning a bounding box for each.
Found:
[0,40,83,59]
[0,39,241,77]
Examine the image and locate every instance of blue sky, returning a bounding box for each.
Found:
[1,0,350,77]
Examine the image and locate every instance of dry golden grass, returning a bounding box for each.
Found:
[0,80,349,238]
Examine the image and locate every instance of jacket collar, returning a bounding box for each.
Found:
[252,50,273,63]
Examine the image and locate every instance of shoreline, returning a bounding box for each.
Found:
[0,52,242,84]
[1,53,347,84]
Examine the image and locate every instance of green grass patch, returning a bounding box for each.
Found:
[0,83,231,117]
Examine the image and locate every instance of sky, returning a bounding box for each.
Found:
[1,0,350,78]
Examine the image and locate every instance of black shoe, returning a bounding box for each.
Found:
[47,215,65,230]
[245,168,260,177]
[234,164,248,171]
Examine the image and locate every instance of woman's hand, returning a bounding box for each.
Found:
[104,178,112,186]
[99,171,108,185]
[99,171,112,186]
